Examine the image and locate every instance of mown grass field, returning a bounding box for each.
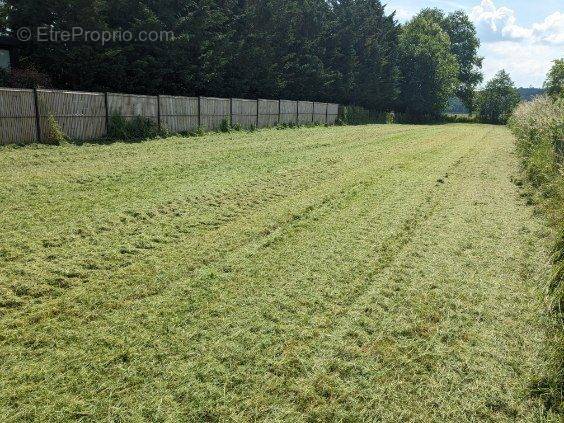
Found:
[0,124,557,421]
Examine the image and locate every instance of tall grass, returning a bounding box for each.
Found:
[107,113,165,142]
[509,95,564,413]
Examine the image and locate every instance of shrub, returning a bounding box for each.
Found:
[476,70,521,124]
[195,126,205,136]
[442,114,480,124]
[108,113,163,142]
[339,106,371,125]
[44,114,67,145]
[220,118,231,133]
[509,95,564,414]
[544,59,564,100]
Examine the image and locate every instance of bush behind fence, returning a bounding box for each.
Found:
[0,87,340,145]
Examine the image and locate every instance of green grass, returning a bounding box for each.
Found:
[0,124,558,421]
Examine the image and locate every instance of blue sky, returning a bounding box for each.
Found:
[384,0,563,87]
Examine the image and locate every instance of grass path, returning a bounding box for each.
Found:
[0,124,556,421]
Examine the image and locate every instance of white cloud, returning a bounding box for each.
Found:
[532,12,564,45]
[480,41,556,87]
[470,0,564,45]
[469,1,562,86]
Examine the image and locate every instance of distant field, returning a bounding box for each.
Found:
[0,124,556,421]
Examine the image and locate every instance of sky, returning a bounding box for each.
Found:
[384,0,563,87]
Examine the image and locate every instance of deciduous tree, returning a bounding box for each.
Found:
[398,13,459,115]
[476,70,520,124]
[544,59,564,99]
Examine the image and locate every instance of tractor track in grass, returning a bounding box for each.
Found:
[0,124,556,422]
[0,125,459,317]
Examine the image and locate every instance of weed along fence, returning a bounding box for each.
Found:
[0,87,340,145]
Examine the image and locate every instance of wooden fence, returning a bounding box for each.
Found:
[0,87,340,145]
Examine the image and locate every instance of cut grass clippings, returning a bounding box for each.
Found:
[0,124,558,421]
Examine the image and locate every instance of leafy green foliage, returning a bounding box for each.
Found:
[476,70,520,124]
[509,95,564,414]
[44,114,66,145]
[544,59,564,99]
[108,113,163,141]
[219,118,231,133]
[328,0,400,110]
[417,9,483,112]
[398,13,459,115]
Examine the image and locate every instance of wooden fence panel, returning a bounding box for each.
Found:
[0,88,37,145]
[258,99,279,128]
[280,100,297,125]
[37,90,106,140]
[231,98,257,129]
[107,93,158,122]
[160,95,198,133]
[0,86,340,145]
[298,101,314,125]
[327,103,339,125]
[200,97,230,130]
[313,102,328,125]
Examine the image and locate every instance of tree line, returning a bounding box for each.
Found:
[0,0,484,116]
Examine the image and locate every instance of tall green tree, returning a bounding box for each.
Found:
[327,0,400,110]
[272,0,335,101]
[398,13,459,115]
[417,8,483,112]
[476,70,520,124]
[544,58,564,99]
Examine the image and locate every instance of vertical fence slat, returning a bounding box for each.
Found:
[33,88,41,142]
[157,95,161,130]
[104,92,109,135]
[198,96,201,128]
[230,98,233,125]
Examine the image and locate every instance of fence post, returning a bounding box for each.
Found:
[312,102,314,124]
[278,100,281,125]
[32,88,41,143]
[256,99,260,128]
[198,96,202,128]
[157,95,161,130]
[296,101,299,125]
[230,98,233,126]
[325,103,328,125]
[104,92,109,135]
